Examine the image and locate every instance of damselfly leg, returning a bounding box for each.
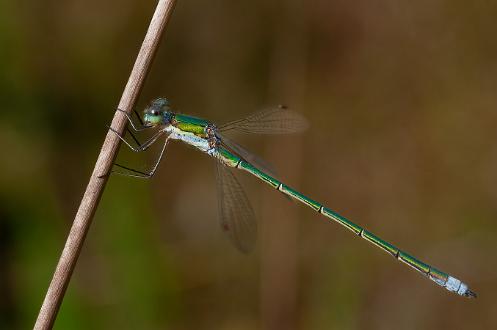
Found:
[113,136,170,179]
[101,123,169,179]
[109,126,165,152]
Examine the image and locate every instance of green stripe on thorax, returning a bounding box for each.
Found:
[174,113,210,136]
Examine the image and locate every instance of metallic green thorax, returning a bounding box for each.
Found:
[174,113,210,136]
[215,147,473,297]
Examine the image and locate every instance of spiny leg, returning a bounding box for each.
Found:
[126,127,141,147]
[98,128,166,179]
[132,109,145,126]
[112,136,170,179]
[109,126,165,152]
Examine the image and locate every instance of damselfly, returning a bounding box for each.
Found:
[108,98,476,298]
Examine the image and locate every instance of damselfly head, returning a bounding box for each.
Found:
[143,98,172,126]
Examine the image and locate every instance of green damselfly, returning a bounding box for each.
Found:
[108,98,476,298]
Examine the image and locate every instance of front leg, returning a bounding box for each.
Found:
[109,126,165,152]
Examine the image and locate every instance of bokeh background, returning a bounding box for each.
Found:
[1,0,497,329]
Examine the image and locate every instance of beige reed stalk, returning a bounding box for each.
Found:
[34,1,177,329]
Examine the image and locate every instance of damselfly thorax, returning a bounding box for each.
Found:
[164,124,212,154]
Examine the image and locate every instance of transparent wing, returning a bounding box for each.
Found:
[218,133,278,178]
[215,161,257,253]
[218,105,308,134]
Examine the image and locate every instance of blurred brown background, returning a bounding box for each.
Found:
[1,0,496,329]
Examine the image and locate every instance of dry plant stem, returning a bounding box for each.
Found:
[34,1,177,329]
